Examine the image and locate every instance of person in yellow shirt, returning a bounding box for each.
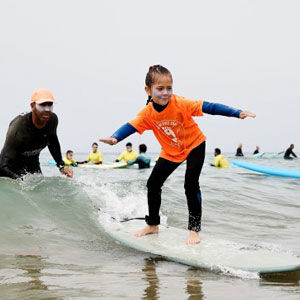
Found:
[63,150,78,166]
[84,143,103,164]
[210,148,230,168]
[63,150,86,167]
[115,142,138,163]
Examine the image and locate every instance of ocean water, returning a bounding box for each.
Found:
[0,152,299,299]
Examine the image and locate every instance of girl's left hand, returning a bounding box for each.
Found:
[239,111,256,119]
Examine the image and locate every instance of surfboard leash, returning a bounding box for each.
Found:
[96,207,145,222]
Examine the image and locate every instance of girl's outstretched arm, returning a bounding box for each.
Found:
[202,102,256,119]
[239,110,256,119]
[100,123,137,145]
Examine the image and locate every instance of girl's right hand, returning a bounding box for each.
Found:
[99,137,118,145]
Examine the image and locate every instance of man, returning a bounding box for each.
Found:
[115,142,138,163]
[83,143,103,164]
[0,88,72,179]
[253,146,260,155]
[210,148,230,168]
[127,144,151,169]
[235,144,244,156]
[284,144,297,160]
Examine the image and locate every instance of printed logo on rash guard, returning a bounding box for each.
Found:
[156,120,185,147]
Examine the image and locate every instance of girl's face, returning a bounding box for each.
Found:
[145,75,173,106]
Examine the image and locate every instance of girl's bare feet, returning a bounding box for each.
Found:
[186,230,200,245]
[135,225,159,237]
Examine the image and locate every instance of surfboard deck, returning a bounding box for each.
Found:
[47,160,127,169]
[77,162,127,169]
[100,216,300,275]
[232,161,300,178]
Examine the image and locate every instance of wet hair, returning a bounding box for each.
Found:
[66,150,73,155]
[215,148,221,155]
[126,142,132,147]
[145,65,173,105]
[139,144,147,153]
[92,142,98,147]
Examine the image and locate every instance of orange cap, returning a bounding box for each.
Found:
[31,88,55,104]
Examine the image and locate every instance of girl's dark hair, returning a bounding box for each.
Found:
[145,65,172,105]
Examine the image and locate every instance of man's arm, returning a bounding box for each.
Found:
[48,134,64,168]
[47,116,72,177]
[0,124,22,179]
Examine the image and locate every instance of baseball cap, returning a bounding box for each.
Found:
[31,88,55,104]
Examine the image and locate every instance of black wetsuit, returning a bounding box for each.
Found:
[0,112,64,179]
[253,150,259,155]
[284,147,297,160]
[235,148,244,157]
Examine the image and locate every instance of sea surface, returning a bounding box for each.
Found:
[0,152,299,299]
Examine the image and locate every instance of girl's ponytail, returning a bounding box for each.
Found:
[146,95,152,105]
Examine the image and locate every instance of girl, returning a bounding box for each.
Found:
[100,65,255,245]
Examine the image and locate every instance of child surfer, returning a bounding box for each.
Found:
[100,65,255,244]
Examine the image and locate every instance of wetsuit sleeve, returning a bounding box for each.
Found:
[47,116,64,168]
[291,151,297,158]
[111,123,137,142]
[0,123,22,179]
[202,101,242,118]
[127,157,138,165]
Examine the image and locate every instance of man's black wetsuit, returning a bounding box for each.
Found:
[235,148,244,156]
[0,112,64,179]
[284,147,297,160]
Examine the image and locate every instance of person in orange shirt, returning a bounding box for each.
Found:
[100,65,255,245]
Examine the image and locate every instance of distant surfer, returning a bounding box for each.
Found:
[127,144,151,169]
[253,146,260,155]
[0,88,72,179]
[210,148,229,168]
[63,150,85,167]
[235,144,244,156]
[82,143,103,164]
[284,144,297,160]
[115,142,138,163]
[100,65,255,244]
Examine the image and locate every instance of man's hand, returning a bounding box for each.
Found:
[60,167,73,178]
[239,110,256,119]
[99,137,118,145]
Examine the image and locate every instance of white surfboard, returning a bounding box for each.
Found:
[77,162,127,169]
[100,216,300,275]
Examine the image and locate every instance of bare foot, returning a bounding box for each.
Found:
[135,225,159,237]
[186,231,200,245]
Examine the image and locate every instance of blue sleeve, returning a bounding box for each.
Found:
[111,123,137,142]
[202,101,242,118]
[127,157,138,165]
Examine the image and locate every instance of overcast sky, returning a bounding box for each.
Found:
[0,0,299,155]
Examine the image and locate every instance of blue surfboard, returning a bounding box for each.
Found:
[232,161,300,178]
